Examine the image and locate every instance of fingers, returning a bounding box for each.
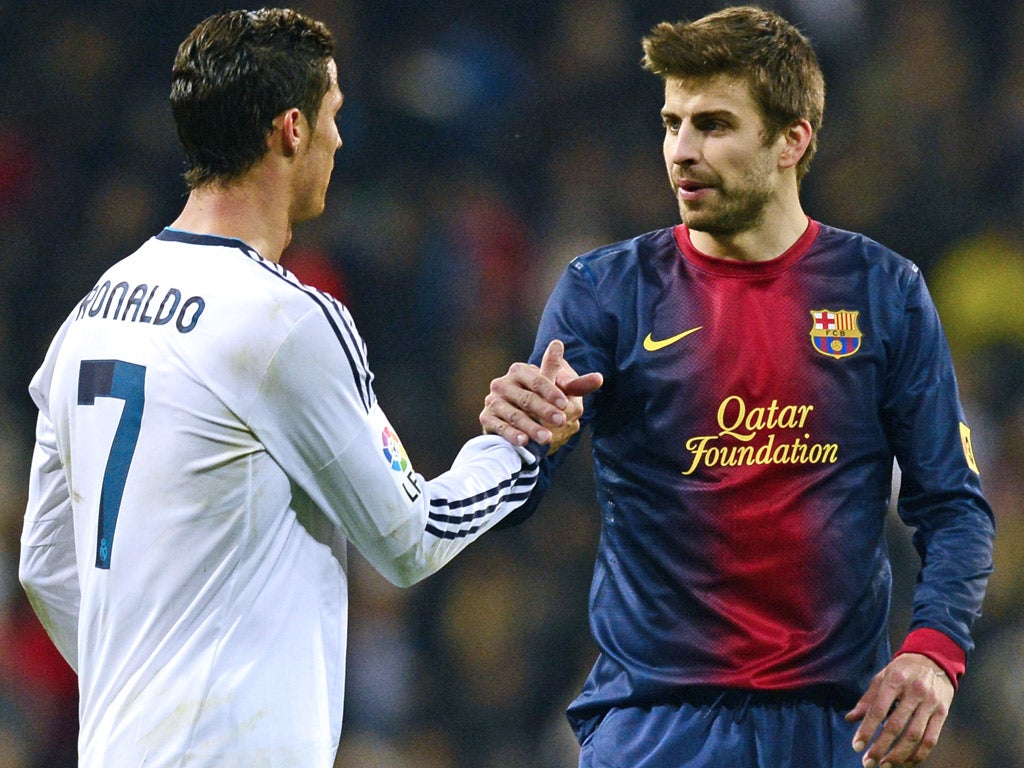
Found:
[864,697,921,767]
[478,340,602,451]
[480,395,552,447]
[849,671,895,755]
[883,700,943,766]
[540,338,565,382]
[550,341,603,398]
[543,339,603,399]
[865,690,948,767]
[479,359,570,447]
[504,360,570,416]
[907,709,946,764]
[857,705,943,767]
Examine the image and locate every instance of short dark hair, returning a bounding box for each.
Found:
[642,5,825,181]
[170,8,335,189]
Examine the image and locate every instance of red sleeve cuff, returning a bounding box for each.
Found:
[895,627,966,691]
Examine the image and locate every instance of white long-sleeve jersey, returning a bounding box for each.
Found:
[19,229,541,767]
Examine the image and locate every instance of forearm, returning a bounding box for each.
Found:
[19,539,80,670]
[904,505,994,660]
[307,430,542,587]
[20,438,81,669]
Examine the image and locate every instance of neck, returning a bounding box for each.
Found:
[688,190,809,263]
[170,172,292,262]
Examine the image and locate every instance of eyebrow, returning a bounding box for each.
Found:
[662,106,737,118]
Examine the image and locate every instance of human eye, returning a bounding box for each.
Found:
[695,114,730,134]
[661,114,681,134]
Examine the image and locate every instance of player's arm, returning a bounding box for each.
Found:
[19,398,81,670]
[489,256,612,454]
[849,267,995,767]
[248,305,582,587]
[480,259,611,528]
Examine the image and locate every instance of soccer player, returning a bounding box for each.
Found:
[480,6,995,768]
[18,8,596,766]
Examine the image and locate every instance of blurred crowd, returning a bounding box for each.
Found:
[1,0,1022,766]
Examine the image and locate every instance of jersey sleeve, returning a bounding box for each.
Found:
[882,266,995,677]
[247,302,542,587]
[509,256,616,522]
[532,257,618,388]
[20,325,81,670]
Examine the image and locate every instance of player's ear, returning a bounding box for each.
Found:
[272,108,304,157]
[778,118,812,171]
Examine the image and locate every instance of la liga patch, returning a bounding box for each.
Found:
[381,425,410,472]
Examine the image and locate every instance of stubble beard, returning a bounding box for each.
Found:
[677,180,773,237]
[675,153,777,237]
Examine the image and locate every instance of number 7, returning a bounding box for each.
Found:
[78,360,146,569]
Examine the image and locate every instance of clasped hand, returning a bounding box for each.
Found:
[480,340,603,453]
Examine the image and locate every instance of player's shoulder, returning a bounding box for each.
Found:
[74,228,353,349]
[568,227,676,284]
[813,222,921,280]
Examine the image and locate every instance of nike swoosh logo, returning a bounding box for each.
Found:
[643,326,704,351]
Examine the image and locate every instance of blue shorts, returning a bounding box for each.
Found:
[576,689,862,768]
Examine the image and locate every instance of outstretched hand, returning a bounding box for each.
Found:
[846,653,954,767]
[480,340,603,452]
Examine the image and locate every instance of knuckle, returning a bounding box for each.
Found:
[886,667,911,686]
[906,678,929,697]
[881,720,906,740]
[903,724,925,745]
[867,703,890,720]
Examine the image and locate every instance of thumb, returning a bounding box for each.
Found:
[540,339,565,381]
[559,371,603,397]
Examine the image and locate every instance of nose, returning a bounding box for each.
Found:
[668,124,700,166]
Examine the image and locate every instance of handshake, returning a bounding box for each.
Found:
[479,339,603,454]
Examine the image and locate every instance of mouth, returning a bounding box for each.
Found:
[675,178,714,201]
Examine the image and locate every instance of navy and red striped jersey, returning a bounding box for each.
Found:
[525,220,994,722]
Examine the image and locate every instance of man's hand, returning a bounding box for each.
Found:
[846,653,954,767]
[480,339,603,452]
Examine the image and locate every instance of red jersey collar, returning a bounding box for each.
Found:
[674,217,820,277]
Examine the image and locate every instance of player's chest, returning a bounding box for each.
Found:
[613,273,882,434]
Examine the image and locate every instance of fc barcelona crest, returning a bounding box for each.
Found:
[809,309,862,359]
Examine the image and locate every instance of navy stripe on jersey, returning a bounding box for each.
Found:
[156,229,375,412]
[426,464,539,539]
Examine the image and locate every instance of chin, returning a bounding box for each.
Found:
[681,206,762,237]
[295,201,327,225]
